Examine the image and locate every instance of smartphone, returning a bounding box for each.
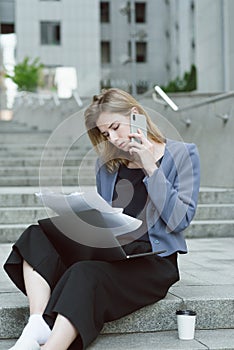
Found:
[130,113,147,143]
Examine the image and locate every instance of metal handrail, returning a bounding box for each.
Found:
[153,86,234,112]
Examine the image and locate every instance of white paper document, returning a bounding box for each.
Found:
[35,189,142,236]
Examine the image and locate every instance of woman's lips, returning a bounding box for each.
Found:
[117,141,127,149]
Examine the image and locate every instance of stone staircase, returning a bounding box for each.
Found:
[0,186,234,243]
[1,122,234,349]
[0,131,234,240]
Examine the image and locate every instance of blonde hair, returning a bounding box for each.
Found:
[84,88,165,173]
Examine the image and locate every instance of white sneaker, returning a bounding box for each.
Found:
[9,338,40,350]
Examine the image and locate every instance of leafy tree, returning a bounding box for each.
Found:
[6,57,44,92]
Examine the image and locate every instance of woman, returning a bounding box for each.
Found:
[4,88,200,350]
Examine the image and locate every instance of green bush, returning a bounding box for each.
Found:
[5,57,44,92]
[161,64,197,93]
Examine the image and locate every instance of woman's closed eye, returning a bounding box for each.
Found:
[113,124,120,131]
[102,124,120,138]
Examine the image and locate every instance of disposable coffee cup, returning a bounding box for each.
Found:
[176,310,196,340]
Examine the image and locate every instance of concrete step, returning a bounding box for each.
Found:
[0,149,92,157]
[0,133,52,143]
[1,204,234,224]
[1,202,234,222]
[198,188,234,204]
[0,144,92,155]
[1,329,234,350]
[1,220,234,243]
[195,204,234,220]
[0,188,233,207]
[0,120,34,132]
[0,186,94,207]
[0,166,96,177]
[185,220,234,238]
[0,185,233,202]
[0,143,92,150]
[1,282,234,338]
[0,175,96,186]
[0,142,71,148]
[0,207,53,224]
[0,224,28,243]
[0,157,96,167]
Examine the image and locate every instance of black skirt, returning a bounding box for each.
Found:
[4,221,179,350]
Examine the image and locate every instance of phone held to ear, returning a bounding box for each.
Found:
[130,113,147,143]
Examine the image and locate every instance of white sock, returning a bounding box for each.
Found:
[9,338,40,350]
[18,314,51,345]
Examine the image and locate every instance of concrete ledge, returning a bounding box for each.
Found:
[1,288,234,338]
[102,294,181,334]
[185,220,234,238]
[0,293,28,339]
[1,329,234,350]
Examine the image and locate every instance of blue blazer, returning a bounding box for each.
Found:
[95,139,200,257]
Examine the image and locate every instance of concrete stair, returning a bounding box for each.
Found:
[0,120,38,133]
[1,329,234,350]
[0,134,234,239]
[184,188,234,238]
[0,120,51,144]
[0,141,96,186]
[0,187,233,242]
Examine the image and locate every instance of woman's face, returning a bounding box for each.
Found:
[96,112,131,151]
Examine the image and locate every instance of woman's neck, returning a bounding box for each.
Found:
[126,161,142,169]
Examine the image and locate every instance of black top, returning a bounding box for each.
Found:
[112,164,149,241]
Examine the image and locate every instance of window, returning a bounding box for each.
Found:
[136,42,147,62]
[135,2,146,23]
[128,41,147,63]
[40,21,61,45]
[101,41,111,63]
[100,2,110,23]
[0,23,15,34]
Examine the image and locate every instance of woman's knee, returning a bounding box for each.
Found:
[68,261,102,283]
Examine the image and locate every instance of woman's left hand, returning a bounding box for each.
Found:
[128,129,159,176]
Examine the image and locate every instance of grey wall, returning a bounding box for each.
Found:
[140,93,234,188]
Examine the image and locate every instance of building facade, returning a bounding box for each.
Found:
[100,0,196,93]
[195,0,234,92]
[0,0,233,96]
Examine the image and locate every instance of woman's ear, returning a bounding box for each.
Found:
[131,107,139,114]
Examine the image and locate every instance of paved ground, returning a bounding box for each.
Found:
[1,237,234,294]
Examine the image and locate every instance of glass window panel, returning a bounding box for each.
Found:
[135,3,146,23]
[101,41,111,63]
[40,21,61,45]
[136,42,147,62]
[100,2,110,23]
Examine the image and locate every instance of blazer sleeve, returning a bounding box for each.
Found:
[144,143,200,233]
